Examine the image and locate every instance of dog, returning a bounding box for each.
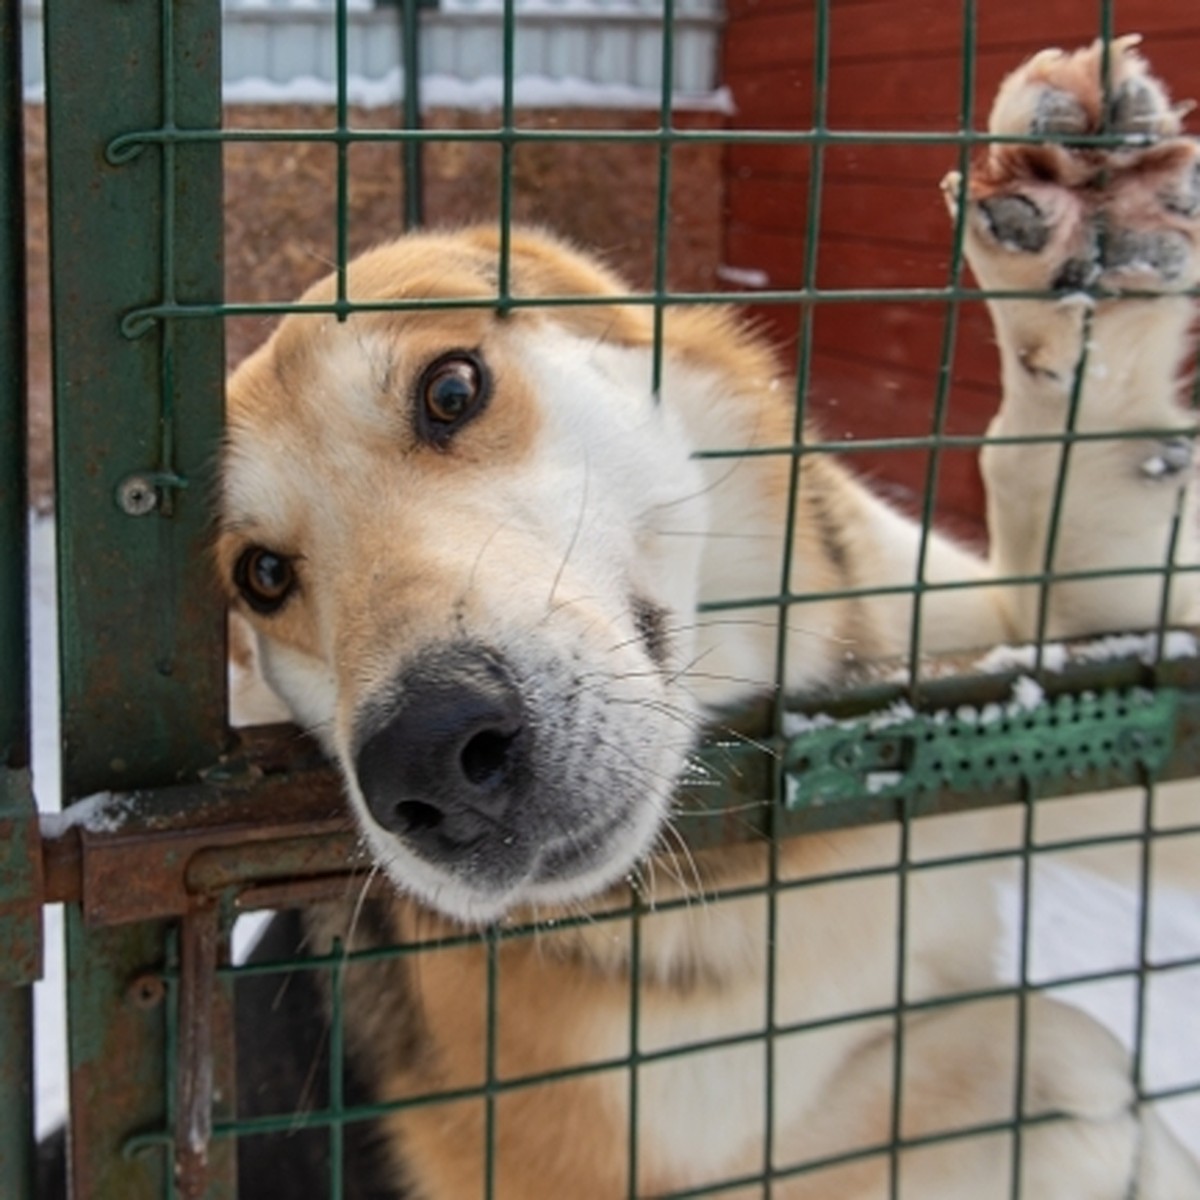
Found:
[219,39,1200,1199]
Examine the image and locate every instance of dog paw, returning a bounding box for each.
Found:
[943,36,1200,295]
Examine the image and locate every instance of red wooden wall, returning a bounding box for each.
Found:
[719,0,1200,540]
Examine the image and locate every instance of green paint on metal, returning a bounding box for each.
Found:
[45,0,227,800]
[783,686,1176,812]
[0,985,34,1200]
[66,908,173,1200]
[399,0,426,229]
[0,4,36,1185]
[0,0,27,772]
[0,768,41,987]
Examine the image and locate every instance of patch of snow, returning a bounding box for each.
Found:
[716,264,770,289]
[781,710,837,736]
[867,699,916,731]
[974,642,1069,674]
[1073,630,1198,665]
[438,0,709,13]
[866,770,902,793]
[38,791,136,836]
[975,631,1197,673]
[28,513,59,815]
[786,675,1052,745]
[217,69,734,111]
[35,904,64,1138]
[1009,674,1044,713]
[996,860,1200,1161]
[225,0,375,9]
[29,513,66,1138]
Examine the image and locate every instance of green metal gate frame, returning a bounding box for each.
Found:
[1,0,38,1194]
[3,0,1200,1195]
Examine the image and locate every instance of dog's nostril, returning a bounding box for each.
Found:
[394,800,444,835]
[352,644,530,850]
[460,727,518,787]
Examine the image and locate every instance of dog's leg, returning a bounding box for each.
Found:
[945,38,1200,640]
[776,992,1200,1198]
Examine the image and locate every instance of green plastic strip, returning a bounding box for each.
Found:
[784,686,1176,812]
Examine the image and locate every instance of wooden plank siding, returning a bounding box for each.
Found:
[718,0,1200,538]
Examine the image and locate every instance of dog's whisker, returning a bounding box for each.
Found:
[458,513,520,608]
[652,529,781,541]
[547,451,592,613]
[345,860,383,961]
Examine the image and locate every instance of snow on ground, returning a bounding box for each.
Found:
[219,71,734,112]
[26,513,1200,1161]
[29,514,65,1137]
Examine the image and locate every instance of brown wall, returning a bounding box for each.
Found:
[721,0,1200,538]
[221,105,728,373]
[24,105,727,509]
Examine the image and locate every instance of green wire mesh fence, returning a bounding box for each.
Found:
[3,0,1200,1195]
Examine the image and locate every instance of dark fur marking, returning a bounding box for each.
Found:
[631,595,671,669]
[1017,346,1062,382]
[805,484,850,577]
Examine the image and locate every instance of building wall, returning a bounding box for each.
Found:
[721,0,1200,537]
[22,0,726,107]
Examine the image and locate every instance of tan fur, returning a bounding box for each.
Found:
[222,41,1200,1200]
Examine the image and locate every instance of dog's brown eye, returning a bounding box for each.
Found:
[416,352,490,446]
[234,546,296,614]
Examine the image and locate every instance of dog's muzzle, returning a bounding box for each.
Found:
[353,644,533,868]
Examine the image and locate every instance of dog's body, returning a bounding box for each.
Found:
[221,42,1200,1198]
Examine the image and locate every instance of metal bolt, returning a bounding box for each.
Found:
[117,475,159,516]
[127,972,166,1009]
[831,740,861,769]
[1117,729,1146,754]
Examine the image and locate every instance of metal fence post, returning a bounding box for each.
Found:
[44,0,227,801]
[0,0,39,1192]
[41,0,230,1194]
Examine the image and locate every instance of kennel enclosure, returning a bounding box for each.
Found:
[2,0,1200,1196]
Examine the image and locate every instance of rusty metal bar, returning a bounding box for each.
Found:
[40,763,351,922]
[65,909,172,1200]
[175,903,219,1199]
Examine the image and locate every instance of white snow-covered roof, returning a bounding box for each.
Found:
[23,0,727,109]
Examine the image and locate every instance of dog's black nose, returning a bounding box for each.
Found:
[353,646,530,860]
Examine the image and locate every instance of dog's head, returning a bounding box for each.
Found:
[216,229,761,923]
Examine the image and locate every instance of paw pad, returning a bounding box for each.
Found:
[979,195,1050,253]
[957,38,1199,294]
